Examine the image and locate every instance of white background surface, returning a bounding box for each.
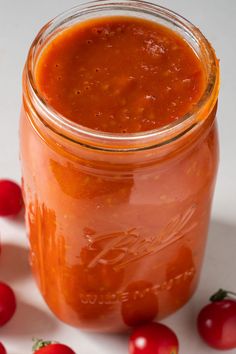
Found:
[0,0,236,353]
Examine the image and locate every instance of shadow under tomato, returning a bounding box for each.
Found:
[1,300,58,337]
[0,243,30,282]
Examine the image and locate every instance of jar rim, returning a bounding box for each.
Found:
[25,0,220,152]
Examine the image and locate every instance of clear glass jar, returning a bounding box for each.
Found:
[20,0,220,332]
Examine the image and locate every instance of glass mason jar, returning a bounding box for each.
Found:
[20,0,220,332]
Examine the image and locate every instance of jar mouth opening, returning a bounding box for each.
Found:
[25,0,219,151]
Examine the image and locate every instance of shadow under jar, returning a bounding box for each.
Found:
[20,0,220,332]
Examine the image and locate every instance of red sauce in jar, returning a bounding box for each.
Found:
[20,14,219,332]
[36,17,206,133]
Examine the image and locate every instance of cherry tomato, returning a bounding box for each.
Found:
[0,343,6,354]
[129,322,179,354]
[0,180,23,216]
[0,282,16,326]
[34,343,75,354]
[198,298,236,350]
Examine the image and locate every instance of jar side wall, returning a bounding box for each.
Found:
[20,102,219,331]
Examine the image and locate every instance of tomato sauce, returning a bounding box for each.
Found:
[36,17,206,133]
[20,12,219,332]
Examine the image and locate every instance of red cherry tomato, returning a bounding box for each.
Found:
[0,343,6,354]
[129,322,179,354]
[198,299,236,350]
[0,282,16,326]
[0,180,23,216]
[34,343,75,354]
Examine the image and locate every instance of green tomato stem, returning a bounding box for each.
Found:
[32,339,56,352]
[210,289,236,302]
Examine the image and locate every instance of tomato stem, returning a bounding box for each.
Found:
[32,339,55,352]
[210,289,236,302]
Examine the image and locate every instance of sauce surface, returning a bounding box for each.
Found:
[36,16,206,133]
